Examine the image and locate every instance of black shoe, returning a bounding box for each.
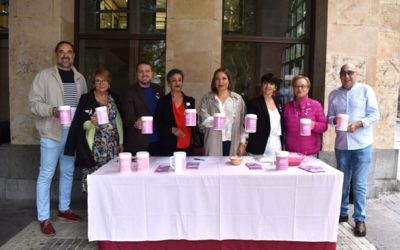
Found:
[339,215,349,223]
[354,221,366,237]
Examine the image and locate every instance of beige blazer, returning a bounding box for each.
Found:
[29,66,87,141]
[199,91,246,156]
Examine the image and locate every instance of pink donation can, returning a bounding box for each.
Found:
[96,106,109,125]
[276,150,289,170]
[118,152,132,173]
[58,105,72,125]
[136,151,150,172]
[245,114,257,133]
[300,118,311,136]
[336,114,349,131]
[213,113,225,131]
[141,116,153,134]
[185,109,197,127]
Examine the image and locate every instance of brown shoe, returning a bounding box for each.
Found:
[57,210,82,222]
[339,215,349,223]
[40,219,56,236]
[354,221,367,237]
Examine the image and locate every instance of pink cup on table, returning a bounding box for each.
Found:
[185,109,197,127]
[276,151,289,170]
[118,152,132,173]
[96,106,109,125]
[300,118,311,136]
[245,114,257,133]
[58,105,72,125]
[213,113,225,131]
[136,151,150,172]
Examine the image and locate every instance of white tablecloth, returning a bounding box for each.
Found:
[88,156,343,242]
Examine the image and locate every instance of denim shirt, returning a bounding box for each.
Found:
[327,82,380,150]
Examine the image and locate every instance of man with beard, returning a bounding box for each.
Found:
[29,41,87,236]
[121,62,164,155]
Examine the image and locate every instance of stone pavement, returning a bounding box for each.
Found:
[2,193,400,250]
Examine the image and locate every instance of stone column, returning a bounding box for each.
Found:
[165,0,223,104]
[322,0,400,150]
[9,0,75,144]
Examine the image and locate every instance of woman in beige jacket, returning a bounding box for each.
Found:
[199,68,246,156]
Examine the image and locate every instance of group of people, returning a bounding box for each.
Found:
[29,41,379,238]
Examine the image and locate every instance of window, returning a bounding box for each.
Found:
[98,0,128,30]
[77,0,167,94]
[0,0,8,32]
[222,0,311,102]
[281,0,308,103]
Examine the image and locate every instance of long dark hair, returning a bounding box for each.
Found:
[211,68,232,94]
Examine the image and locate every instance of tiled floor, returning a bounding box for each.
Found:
[0,212,376,250]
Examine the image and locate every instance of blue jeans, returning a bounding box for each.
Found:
[36,127,75,221]
[335,145,371,222]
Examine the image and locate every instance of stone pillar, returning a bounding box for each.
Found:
[322,0,400,150]
[165,0,223,104]
[8,0,75,144]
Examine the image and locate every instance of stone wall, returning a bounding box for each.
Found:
[319,149,399,198]
[165,0,223,105]
[9,0,75,145]
[0,144,85,200]
[322,0,400,151]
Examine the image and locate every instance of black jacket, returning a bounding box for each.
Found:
[154,92,196,156]
[64,89,122,168]
[246,95,285,155]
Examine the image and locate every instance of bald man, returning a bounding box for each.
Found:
[327,63,380,237]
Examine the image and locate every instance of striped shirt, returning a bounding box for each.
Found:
[58,69,78,107]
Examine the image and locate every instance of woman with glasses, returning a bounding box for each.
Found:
[238,73,284,157]
[65,68,123,192]
[283,75,327,156]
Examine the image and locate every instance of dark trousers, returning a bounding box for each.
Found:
[159,146,193,156]
[148,142,160,156]
[222,141,231,156]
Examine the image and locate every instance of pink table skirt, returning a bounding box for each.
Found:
[99,240,336,250]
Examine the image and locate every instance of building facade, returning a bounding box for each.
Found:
[0,0,399,199]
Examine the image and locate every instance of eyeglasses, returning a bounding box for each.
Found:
[339,70,355,76]
[94,79,109,84]
[293,85,309,89]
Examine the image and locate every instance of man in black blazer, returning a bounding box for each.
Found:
[121,62,164,155]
